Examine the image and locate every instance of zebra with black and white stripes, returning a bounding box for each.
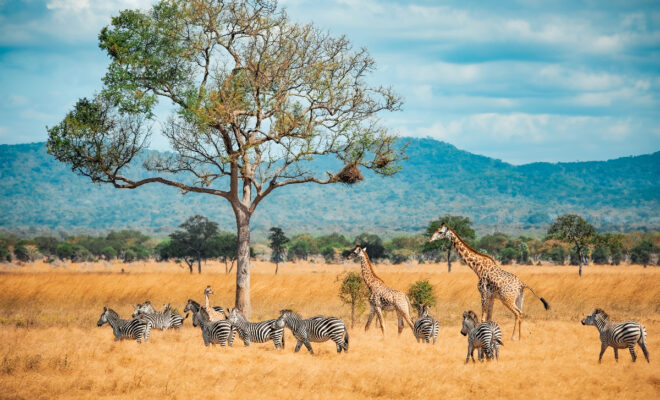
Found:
[132,302,173,330]
[184,299,225,320]
[192,308,236,347]
[132,301,186,330]
[413,305,439,344]
[273,309,348,354]
[461,310,503,363]
[97,307,151,343]
[227,308,285,349]
[581,308,649,363]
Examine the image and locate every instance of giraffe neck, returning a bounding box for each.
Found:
[359,253,383,291]
[447,230,488,277]
[205,293,211,310]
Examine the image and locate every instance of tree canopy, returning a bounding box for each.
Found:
[46,0,404,316]
[547,214,596,276]
[423,215,475,272]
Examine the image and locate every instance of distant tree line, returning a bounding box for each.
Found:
[1,214,658,270]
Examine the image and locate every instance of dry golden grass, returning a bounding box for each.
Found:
[0,260,659,399]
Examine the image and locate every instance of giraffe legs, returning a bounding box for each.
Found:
[365,306,375,332]
[397,315,404,335]
[486,297,495,321]
[502,300,523,340]
[374,307,385,337]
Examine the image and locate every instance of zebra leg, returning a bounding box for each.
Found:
[303,340,313,354]
[639,340,650,363]
[294,341,303,352]
[598,343,607,363]
[343,330,349,352]
[614,347,619,362]
[228,328,235,347]
[628,345,636,362]
[466,343,473,363]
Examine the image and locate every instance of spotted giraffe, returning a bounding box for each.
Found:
[350,246,415,337]
[204,286,226,322]
[430,224,549,340]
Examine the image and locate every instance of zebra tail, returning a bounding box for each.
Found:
[344,329,349,351]
[525,285,550,310]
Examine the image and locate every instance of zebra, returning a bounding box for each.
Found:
[97,307,151,343]
[272,309,349,354]
[192,307,236,347]
[461,310,503,363]
[581,308,649,363]
[227,308,285,349]
[132,301,187,329]
[413,305,439,344]
[132,302,173,330]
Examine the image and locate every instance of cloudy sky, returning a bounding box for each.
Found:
[0,0,658,164]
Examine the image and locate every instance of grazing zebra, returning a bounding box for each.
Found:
[192,308,236,347]
[413,305,439,344]
[273,309,348,354]
[97,307,151,343]
[227,308,285,349]
[581,308,649,363]
[133,301,186,329]
[461,310,503,363]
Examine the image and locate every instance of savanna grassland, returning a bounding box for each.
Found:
[0,260,658,399]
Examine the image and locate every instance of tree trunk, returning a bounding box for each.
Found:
[447,248,452,273]
[351,300,355,329]
[578,249,583,277]
[185,258,193,274]
[197,253,202,274]
[234,209,251,318]
[275,262,279,275]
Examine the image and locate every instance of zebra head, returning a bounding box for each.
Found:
[228,308,244,324]
[430,223,451,243]
[97,307,109,327]
[582,308,609,326]
[184,299,200,314]
[461,310,479,336]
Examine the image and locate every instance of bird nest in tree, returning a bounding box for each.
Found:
[374,155,392,169]
[332,162,364,184]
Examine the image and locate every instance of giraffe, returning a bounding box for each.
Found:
[204,285,226,322]
[350,246,415,337]
[430,224,549,340]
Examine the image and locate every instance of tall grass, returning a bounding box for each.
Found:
[0,261,658,399]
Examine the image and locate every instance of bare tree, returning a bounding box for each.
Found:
[46,0,404,317]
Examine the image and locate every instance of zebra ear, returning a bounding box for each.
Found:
[103,306,107,311]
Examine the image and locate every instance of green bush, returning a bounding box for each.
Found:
[407,279,436,309]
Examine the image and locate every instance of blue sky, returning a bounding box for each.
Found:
[0,0,658,164]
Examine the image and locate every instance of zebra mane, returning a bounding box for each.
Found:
[594,308,610,320]
[106,308,120,319]
[280,309,302,319]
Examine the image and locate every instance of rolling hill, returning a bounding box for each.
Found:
[0,138,658,237]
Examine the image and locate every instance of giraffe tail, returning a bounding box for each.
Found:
[525,285,550,310]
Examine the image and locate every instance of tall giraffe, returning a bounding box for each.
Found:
[204,286,226,321]
[430,224,549,340]
[350,246,415,336]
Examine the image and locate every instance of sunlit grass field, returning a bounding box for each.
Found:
[0,260,658,399]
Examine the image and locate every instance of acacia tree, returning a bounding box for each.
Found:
[423,215,475,272]
[46,0,403,317]
[168,215,219,274]
[547,214,596,277]
[268,227,288,274]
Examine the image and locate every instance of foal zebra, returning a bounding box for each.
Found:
[227,308,285,349]
[133,301,186,329]
[97,307,151,343]
[413,305,439,344]
[461,310,503,363]
[273,309,348,354]
[192,308,236,347]
[581,308,649,363]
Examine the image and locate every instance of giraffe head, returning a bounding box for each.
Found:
[350,245,367,260]
[204,285,214,295]
[429,223,452,242]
